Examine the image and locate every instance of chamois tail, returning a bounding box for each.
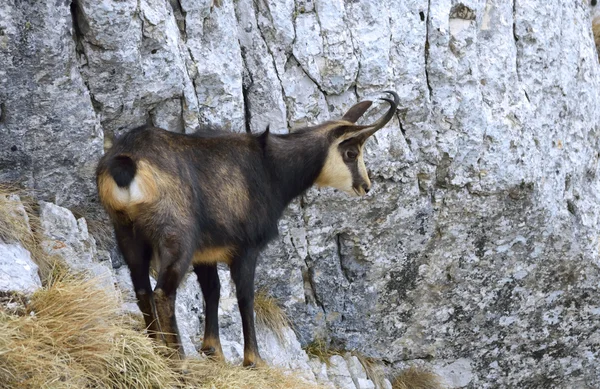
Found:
[108,155,137,188]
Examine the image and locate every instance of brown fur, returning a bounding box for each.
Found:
[97,160,189,223]
[192,247,235,265]
[211,164,250,223]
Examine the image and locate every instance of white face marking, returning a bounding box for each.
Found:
[315,141,355,195]
[316,141,372,197]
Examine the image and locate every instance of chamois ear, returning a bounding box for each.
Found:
[341,101,373,123]
[334,91,400,142]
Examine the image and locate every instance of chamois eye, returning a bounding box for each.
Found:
[345,150,358,161]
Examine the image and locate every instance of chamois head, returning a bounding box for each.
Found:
[314,90,400,196]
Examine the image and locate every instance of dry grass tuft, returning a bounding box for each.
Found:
[0,271,178,388]
[593,16,600,57]
[304,338,344,365]
[254,290,291,343]
[0,184,58,281]
[352,351,388,389]
[305,344,389,388]
[0,269,324,389]
[392,366,445,389]
[178,359,321,389]
[0,185,37,250]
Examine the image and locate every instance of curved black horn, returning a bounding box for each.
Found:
[362,90,399,136]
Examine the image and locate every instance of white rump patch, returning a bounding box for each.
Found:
[128,178,146,202]
[111,177,146,205]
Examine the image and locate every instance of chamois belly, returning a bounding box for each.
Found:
[191,246,234,265]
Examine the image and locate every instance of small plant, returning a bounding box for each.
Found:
[304,338,344,365]
[392,366,445,389]
[253,290,291,343]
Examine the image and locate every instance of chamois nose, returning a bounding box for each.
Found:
[361,183,370,194]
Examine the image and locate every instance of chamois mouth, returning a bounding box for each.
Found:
[352,187,366,197]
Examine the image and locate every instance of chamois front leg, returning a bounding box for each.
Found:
[230,248,263,368]
[194,264,225,361]
[154,236,193,359]
[114,225,161,339]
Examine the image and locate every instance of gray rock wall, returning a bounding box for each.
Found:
[2,0,600,387]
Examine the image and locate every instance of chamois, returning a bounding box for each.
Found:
[96,91,400,367]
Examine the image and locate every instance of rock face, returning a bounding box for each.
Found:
[0,1,103,208]
[2,0,600,387]
[38,201,116,291]
[0,243,41,295]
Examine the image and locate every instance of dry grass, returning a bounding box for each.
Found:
[0,271,178,388]
[254,290,291,343]
[305,344,389,388]
[392,366,445,389]
[0,185,38,253]
[0,184,57,281]
[352,351,388,389]
[0,270,323,389]
[594,16,600,61]
[179,359,321,389]
[304,338,344,365]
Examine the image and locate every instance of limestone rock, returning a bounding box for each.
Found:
[38,201,115,291]
[0,0,104,209]
[345,354,376,389]
[235,0,287,134]
[327,355,358,389]
[308,357,336,389]
[184,0,245,132]
[0,244,41,295]
[435,358,473,389]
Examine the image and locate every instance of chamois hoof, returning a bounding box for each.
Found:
[243,358,265,369]
[201,346,225,362]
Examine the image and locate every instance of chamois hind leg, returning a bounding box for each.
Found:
[154,234,194,359]
[230,248,263,367]
[114,224,160,339]
[194,264,225,361]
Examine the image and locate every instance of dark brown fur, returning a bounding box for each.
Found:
[96,92,399,366]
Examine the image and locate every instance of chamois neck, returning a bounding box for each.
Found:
[266,133,328,205]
